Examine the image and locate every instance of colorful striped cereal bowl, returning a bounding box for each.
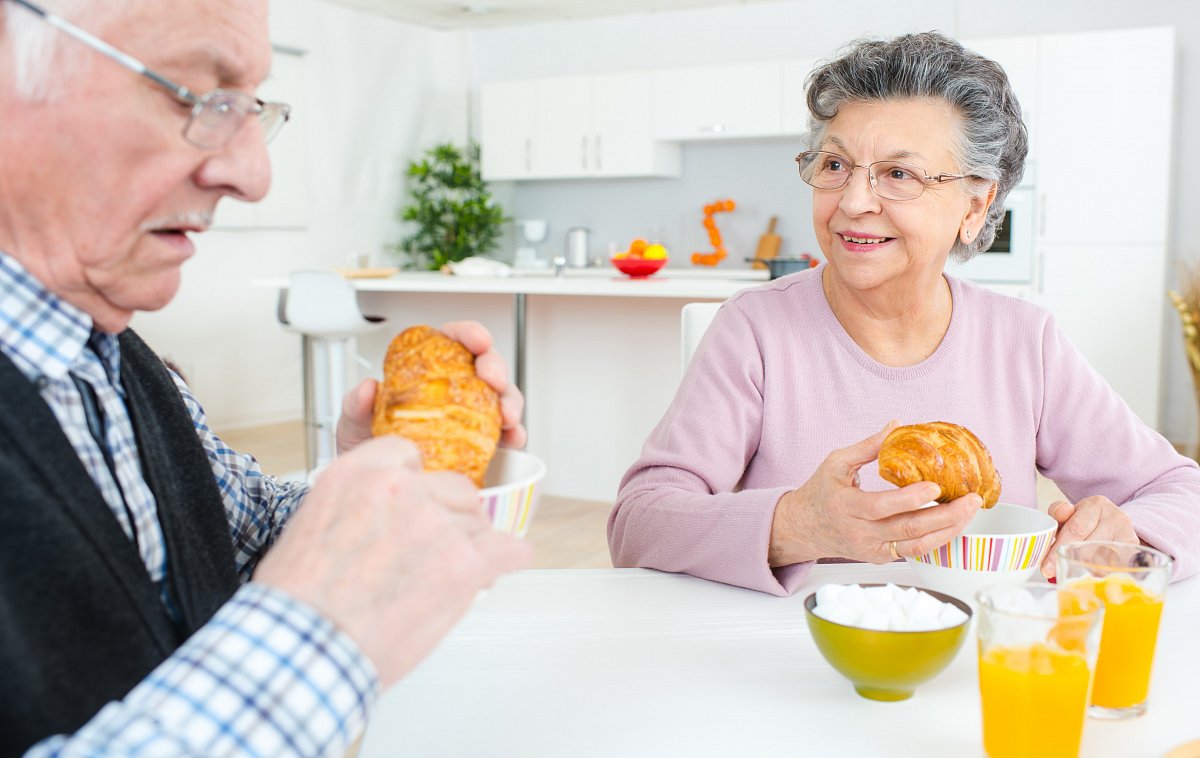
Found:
[905,503,1057,603]
[479,448,546,537]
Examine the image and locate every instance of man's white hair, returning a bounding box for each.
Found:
[2,0,124,101]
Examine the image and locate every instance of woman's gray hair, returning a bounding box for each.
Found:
[2,0,120,101]
[803,31,1028,261]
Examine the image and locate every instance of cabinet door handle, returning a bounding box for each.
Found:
[700,124,728,134]
[1038,191,1047,238]
[581,136,588,170]
[524,138,532,173]
[594,135,602,171]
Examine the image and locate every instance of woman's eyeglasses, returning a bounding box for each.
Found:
[795,150,970,201]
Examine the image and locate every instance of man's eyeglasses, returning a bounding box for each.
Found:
[7,0,290,150]
[795,150,970,201]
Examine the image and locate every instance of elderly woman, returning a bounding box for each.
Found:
[608,31,1200,595]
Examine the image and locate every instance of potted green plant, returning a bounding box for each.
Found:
[392,141,508,270]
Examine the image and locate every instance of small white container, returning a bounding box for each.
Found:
[566,227,590,268]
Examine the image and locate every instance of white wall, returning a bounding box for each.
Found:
[128,0,1200,455]
[467,0,1200,450]
[130,0,470,431]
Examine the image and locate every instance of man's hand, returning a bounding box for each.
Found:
[1040,495,1138,580]
[336,319,527,455]
[253,437,532,686]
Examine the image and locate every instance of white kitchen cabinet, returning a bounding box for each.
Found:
[961,35,1039,161]
[532,77,593,177]
[653,62,783,140]
[781,58,817,136]
[481,74,680,181]
[1036,27,1174,245]
[480,80,537,180]
[1028,27,1174,430]
[1036,244,1166,428]
[590,73,681,178]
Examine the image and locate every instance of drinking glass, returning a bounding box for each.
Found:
[975,582,1104,758]
[1056,541,1172,719]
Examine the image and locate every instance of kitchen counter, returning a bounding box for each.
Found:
[258,268,768,299]
[258,268,769,501]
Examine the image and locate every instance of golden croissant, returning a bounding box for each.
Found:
[371,325,502,487]
[878,421,1001,509]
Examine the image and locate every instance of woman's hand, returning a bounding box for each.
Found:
[768,423,983,567]
[335,320,528,456]
[1040,496,1138,580]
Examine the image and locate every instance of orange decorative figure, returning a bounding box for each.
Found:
[692,199,736,266]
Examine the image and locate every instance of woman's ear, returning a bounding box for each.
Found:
[962,181,998,244]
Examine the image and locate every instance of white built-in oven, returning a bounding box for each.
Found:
[945,179,1035,294]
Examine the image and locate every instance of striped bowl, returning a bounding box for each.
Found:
[905,503,1057,603]
[479,448,546,537]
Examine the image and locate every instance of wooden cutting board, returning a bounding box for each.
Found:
[753,216,781,269]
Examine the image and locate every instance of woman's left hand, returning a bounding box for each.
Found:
[1040,495,1139,580]
[335,320,527,456]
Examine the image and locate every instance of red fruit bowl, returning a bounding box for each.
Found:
[611,256,668,278]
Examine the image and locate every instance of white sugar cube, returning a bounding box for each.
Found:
[814,601,861,627]
[909,591,945,621]
[894,587,921,613]
[859,609,889,631]
[863,585,894,610]
[811,583,971,632]
[937,604,968,627]
[838,584,866,611]
[815,584,845,609]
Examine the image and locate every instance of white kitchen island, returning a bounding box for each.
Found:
[264,267,770,502]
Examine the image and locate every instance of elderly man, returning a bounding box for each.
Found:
[0,0,531,755]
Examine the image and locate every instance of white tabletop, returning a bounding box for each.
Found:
[256,269,768,299]
[358,564,1200,758]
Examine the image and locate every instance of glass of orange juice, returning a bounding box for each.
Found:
[975,583,1104,758]
[1057,541,1173,719]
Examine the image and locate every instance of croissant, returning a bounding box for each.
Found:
[878,421,1001,509]
[371,325,502,487]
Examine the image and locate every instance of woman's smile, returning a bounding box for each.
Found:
[838,232,896,252]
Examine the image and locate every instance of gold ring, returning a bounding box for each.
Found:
[888,540,900,560]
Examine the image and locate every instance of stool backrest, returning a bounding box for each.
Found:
[284,269,372,337]
[681,301,722,373]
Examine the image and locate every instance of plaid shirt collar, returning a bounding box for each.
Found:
[0,249,122,387]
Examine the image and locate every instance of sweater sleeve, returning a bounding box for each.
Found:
[1034,314,1200,580]
[608,302,809,596]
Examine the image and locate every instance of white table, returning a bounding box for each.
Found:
[359,564,1200,757]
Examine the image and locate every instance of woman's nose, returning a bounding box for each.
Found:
[838,166,881,215]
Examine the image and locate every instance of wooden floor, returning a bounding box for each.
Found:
[216,421,614,569]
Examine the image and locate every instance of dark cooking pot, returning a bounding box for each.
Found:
[745,255,819,280]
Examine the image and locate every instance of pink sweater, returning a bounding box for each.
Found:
[609,267,1200,595]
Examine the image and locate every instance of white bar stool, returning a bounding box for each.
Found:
[278,269,385,471]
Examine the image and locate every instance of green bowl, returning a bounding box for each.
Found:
[803,584,973,702]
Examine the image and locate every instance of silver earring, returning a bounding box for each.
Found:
[965,229,972,240]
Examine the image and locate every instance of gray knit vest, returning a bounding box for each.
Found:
[0,329,239,756]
